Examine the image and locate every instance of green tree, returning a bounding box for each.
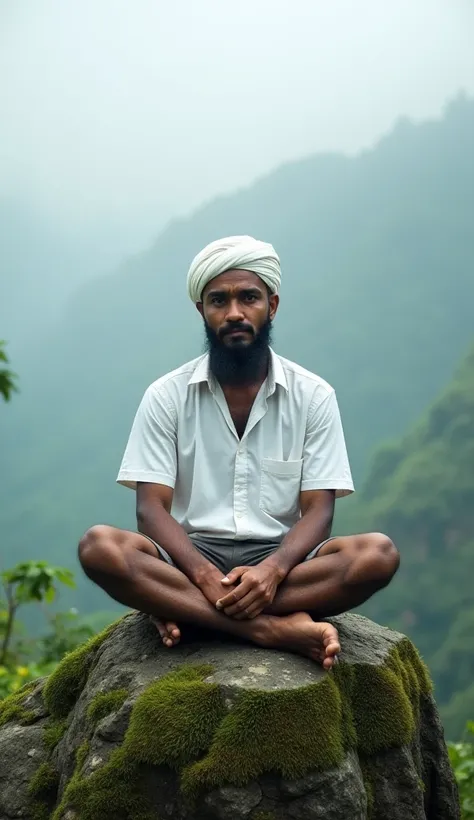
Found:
[448,722,474,819]
[0,340,17,401]
[0,560,94,697]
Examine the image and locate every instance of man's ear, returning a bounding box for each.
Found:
[196,301,204,317]
[269,293,279,321]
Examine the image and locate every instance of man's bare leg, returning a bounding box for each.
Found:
[135,533,398,639]
[264,533,399,618]
[78,526,340,668]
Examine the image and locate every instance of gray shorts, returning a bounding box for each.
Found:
[141,534,336,576]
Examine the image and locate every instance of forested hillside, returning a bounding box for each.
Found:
[1,95,474,620]
[348,340,474,739]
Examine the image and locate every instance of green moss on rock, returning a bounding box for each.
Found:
[44,621,119,718]
[41,631,432,819]
[182,674,343,798]
[53,666,220,820]
[125,664,222,768]
[359,757,376,820]
[28,761,60,820]
[43,718,68,751]
[0,680,37,727]
[87,688,128,727]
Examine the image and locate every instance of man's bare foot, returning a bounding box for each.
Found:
[149,616,181,647]
[263,612,340,669]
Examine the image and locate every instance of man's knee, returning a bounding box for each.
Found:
[360,532,400,586]
[78,524,119,578]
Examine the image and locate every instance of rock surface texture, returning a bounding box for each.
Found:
[0,612,460,820]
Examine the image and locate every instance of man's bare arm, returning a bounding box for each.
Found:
[261,489,336,580]
[136,482,218,586]
[216,489,336,618]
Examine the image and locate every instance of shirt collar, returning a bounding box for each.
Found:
[187,348,288,394]
[268,348,288,393]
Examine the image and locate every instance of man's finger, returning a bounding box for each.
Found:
[223,588,261,617]
[220,566,247,585]
[234,601,264,620]
[216,577,252,609]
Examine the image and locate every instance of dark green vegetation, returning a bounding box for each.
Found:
[0,680,36,727]
[43,621,119,718]
[0,340,17,402]
[448,723,474,819]
[343,340,474,740]
[28,762,61,820]
[86,688,128,727]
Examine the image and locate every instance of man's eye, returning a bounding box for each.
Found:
[245,294,257,302]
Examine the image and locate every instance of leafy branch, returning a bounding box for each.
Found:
[0,340,18,402]
[0,561,75,665]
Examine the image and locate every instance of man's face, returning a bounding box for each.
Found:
[198,269,279,347]
[197,269,279,385]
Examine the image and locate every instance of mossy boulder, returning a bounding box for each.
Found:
[0,612,460,820]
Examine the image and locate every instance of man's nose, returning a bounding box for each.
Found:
[225,300,245,322]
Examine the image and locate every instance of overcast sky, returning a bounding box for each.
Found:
[1,0,474,253]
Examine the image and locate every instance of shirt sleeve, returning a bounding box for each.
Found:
[301,389,355,497]
[116,385,177,490]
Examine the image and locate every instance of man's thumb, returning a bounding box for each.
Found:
[221,568,241,584]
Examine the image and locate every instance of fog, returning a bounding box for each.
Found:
[1,0,473,259]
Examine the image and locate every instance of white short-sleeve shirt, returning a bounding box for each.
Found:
[117,349,354,542]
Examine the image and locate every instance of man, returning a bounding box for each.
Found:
[79,235,399,669]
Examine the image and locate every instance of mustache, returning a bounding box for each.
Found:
[219,322,254,338]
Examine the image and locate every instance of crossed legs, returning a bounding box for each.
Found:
[78,526,399,668]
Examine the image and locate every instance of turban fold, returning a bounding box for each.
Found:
[187,235,281,302]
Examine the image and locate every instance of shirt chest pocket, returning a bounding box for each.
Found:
[259,458,304,518]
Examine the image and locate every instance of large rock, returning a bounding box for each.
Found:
[0,612,460,820]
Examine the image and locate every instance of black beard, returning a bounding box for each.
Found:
[204,316,273,386]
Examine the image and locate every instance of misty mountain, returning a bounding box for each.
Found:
[344,338,474,739]
[0,199,163,360]
[1,94,474,617]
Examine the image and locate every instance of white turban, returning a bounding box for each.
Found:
[187,235,281,302]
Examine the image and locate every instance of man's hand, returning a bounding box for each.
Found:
[196,567,237,608]
[216,563,286,620]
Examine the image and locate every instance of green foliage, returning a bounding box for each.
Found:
[0,559,76,668]
[0,661,51,699]
[87,688,128,727]
[343,340,474,739]
[0,560,91,700]
[442,686,474,744]
[0,339,17,401]
[36,609,96,665]
[448,722,474,819]
[2,560,74,605]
